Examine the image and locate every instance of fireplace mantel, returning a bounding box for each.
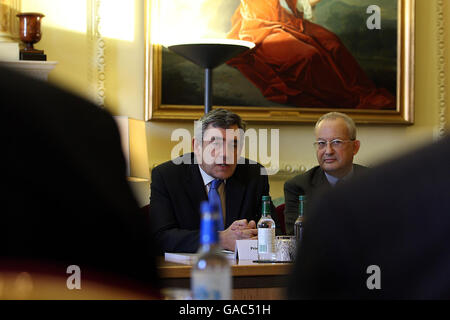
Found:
[0,60,57,81]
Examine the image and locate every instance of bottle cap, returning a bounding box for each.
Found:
[200,201,212,214]
[199,201,218,245]
[298,195,306,201]
[262,195,271,201]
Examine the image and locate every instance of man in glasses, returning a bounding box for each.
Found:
[284,112,369,235]
[149,108,277,253]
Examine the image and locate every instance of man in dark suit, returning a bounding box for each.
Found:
[284,112,369,235]
[0,66,159,298]
[150,108,275,253]
[288,135,450,299]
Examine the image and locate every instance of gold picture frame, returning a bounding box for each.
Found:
[145,0,414,124]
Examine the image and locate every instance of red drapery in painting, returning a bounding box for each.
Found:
[226,0,395,109]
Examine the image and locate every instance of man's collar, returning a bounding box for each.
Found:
[198,165,215,186]
[324,165,354,186]
[197,165,227,186]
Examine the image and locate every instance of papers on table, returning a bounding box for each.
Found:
[164,250,236,265]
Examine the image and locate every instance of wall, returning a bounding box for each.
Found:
[143,0,449,200]
[21,0,448,203]
[20,0,91,100]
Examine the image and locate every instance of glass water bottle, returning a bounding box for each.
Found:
[257,195,276,261]
[191,201,231,300]
[294,195,306,242]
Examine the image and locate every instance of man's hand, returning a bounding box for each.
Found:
[219,219,258,251]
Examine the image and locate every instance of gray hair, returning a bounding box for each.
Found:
[194,108,246,141]
[315,112,357,140]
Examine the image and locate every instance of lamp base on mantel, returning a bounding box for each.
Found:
[20,50,47,61]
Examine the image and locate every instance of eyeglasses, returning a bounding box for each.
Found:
[313,139,355,150]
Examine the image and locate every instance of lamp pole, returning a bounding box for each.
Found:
[204,67,212,114]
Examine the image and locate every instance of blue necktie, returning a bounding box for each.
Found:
[208,179,224,231]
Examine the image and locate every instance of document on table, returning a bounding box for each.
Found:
[164,250,236,265]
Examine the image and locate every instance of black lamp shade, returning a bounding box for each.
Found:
[166,39,254,114]
[168,40,254,68]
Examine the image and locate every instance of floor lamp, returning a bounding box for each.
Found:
[168,39,255,114]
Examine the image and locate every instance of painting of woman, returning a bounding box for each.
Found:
[226,0,395,109]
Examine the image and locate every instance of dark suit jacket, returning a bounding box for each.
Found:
[288,136,450,299]
[284,164,369,235]
[0,66,159,294]
[149,153,276,253]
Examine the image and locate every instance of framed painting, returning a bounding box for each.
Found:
[145,0,414,124]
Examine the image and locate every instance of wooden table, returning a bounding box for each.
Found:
[158,258,292,300]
